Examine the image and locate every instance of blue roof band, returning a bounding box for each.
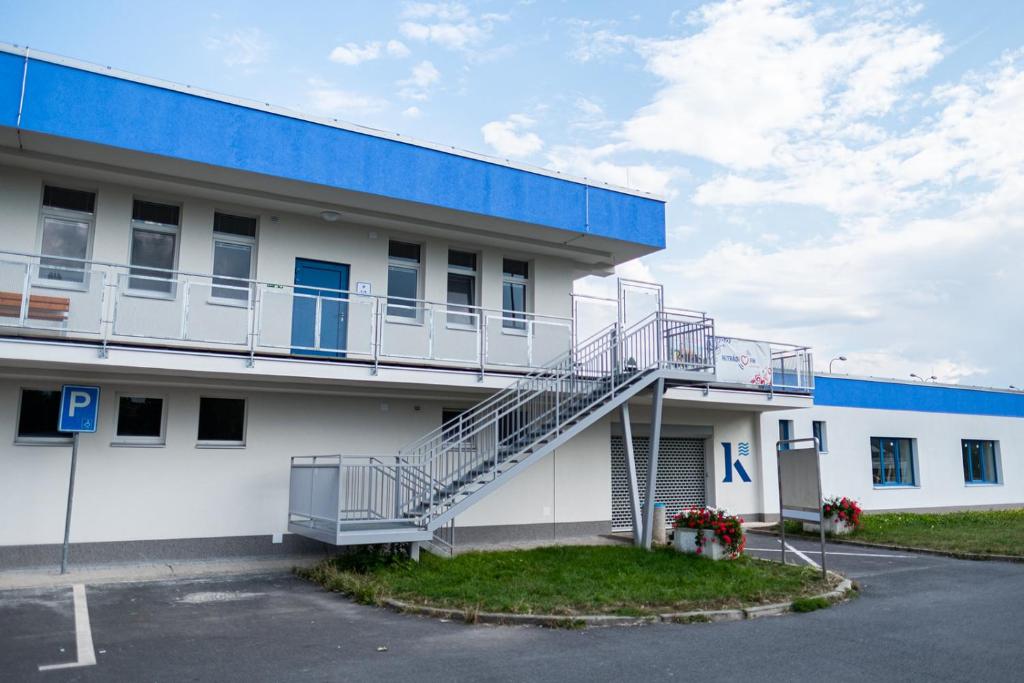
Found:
[814,376,1024,418]
[0,50,665,249]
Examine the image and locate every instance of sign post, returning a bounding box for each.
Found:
[58,385,100,575]
[776,436,826,579]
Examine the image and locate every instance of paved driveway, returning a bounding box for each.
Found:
[2,538,1023,682]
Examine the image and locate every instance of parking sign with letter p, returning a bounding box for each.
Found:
[58,385,101,433]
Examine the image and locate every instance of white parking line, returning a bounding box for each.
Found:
[38,584,96,671]
[782,540,821,569]
[745,547,914,559]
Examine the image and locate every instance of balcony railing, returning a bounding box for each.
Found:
[0,249,814,392]
[0,250,572,372]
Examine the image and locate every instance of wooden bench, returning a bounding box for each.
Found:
[0,291,71,322]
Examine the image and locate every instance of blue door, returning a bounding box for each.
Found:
[291,258,350,357]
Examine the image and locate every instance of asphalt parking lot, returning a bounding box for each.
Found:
[2,537,1023,682]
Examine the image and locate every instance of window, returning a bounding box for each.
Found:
[16,389,72,443]
[812,420,828,453]
[502,258,529,331]
[778,419,793,451]
[197,397,246,445]
[212,212,257,301]
[387,241,421,319]
[114,396,165,445]
[871,437,916,486]
[38,185,96,284]
[442,409,467,440]
[129,199,180,294]
[446,250,477,327]
[962,439,999,484]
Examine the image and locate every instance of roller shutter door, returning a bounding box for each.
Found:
[610,436,706,532]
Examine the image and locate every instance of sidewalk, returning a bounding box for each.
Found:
[0,555,322,591]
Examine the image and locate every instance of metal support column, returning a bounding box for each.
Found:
[641,377,666,550]
[620,401,644,547]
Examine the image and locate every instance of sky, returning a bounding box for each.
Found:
[2,0,1023,387]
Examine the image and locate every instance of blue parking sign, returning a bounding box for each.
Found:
[59,385,101,433]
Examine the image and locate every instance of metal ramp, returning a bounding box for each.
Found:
[288,299,719,547]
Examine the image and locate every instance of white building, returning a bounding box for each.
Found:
[0,45,1019,567]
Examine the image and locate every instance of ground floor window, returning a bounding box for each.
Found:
[115,396,166,445]
[871,436,916,486]
[197,397,246,446]
[16,388,72,443]
[778,419,793,450]
[962,439,999,484]
[812,420,828,452]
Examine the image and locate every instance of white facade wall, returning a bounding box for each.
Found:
[760,405,1024,514]
[0,164,576,321]
[0,374,618,547]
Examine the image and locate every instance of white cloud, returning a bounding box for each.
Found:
[568,20,635,63]
[329,42,382,66]
[305,78,387,115]
[545,143,679,196]
[386,40,411,58]
[402,106,423,118]
[482,114,544,158]
[205,28,270,67]
[329,39,411,65]
[397,60,441,100]
[399,2,508,51]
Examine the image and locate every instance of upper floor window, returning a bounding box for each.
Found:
[962,439,999,484]
[387,241,421,319]
[778,419,793,451]
[129,199,180,294]
[812,420,828,453]
[211,212,257,301]
[38,185,96,284]
[502,258,529,331]
[446,249,477,327]
[871,436,916,486]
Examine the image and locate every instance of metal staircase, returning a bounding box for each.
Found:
[287,307,716,547]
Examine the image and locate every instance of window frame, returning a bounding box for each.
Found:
[812,420,828,453]
[209,211,259,306]
[126,197,182,298]
[111,393,168,447]
[501,258,531,334]
[778,419,793,451]
[386,239,424,324]
[445,248,479,329]
[195,395,248,448]
[14,387,74,445]
[961,439,1000,485]
[34,183,97,291]
[871,436,918,488]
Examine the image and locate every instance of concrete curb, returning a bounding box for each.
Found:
[379,573,854,628]
[0,556,323,592]
[746,528,1024,564]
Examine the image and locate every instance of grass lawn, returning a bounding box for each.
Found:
[298,544,829,616]
[788,508,1024,556]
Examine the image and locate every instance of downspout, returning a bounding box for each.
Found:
[15,46,29,150]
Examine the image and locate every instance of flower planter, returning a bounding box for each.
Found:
[673,528,728,560]
[803,518,854,536]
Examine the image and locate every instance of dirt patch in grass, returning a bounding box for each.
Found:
[298,544,830,616]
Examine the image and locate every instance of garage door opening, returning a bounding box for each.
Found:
[611,436,706,532]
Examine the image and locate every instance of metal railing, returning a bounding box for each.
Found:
[321,310,717,529]
[0,249,572,372]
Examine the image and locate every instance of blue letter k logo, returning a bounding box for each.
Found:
[722,442,752,483]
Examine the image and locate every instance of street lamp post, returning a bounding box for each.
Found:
[829,355,847,373]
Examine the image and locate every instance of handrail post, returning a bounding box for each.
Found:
[393,456,402,520]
